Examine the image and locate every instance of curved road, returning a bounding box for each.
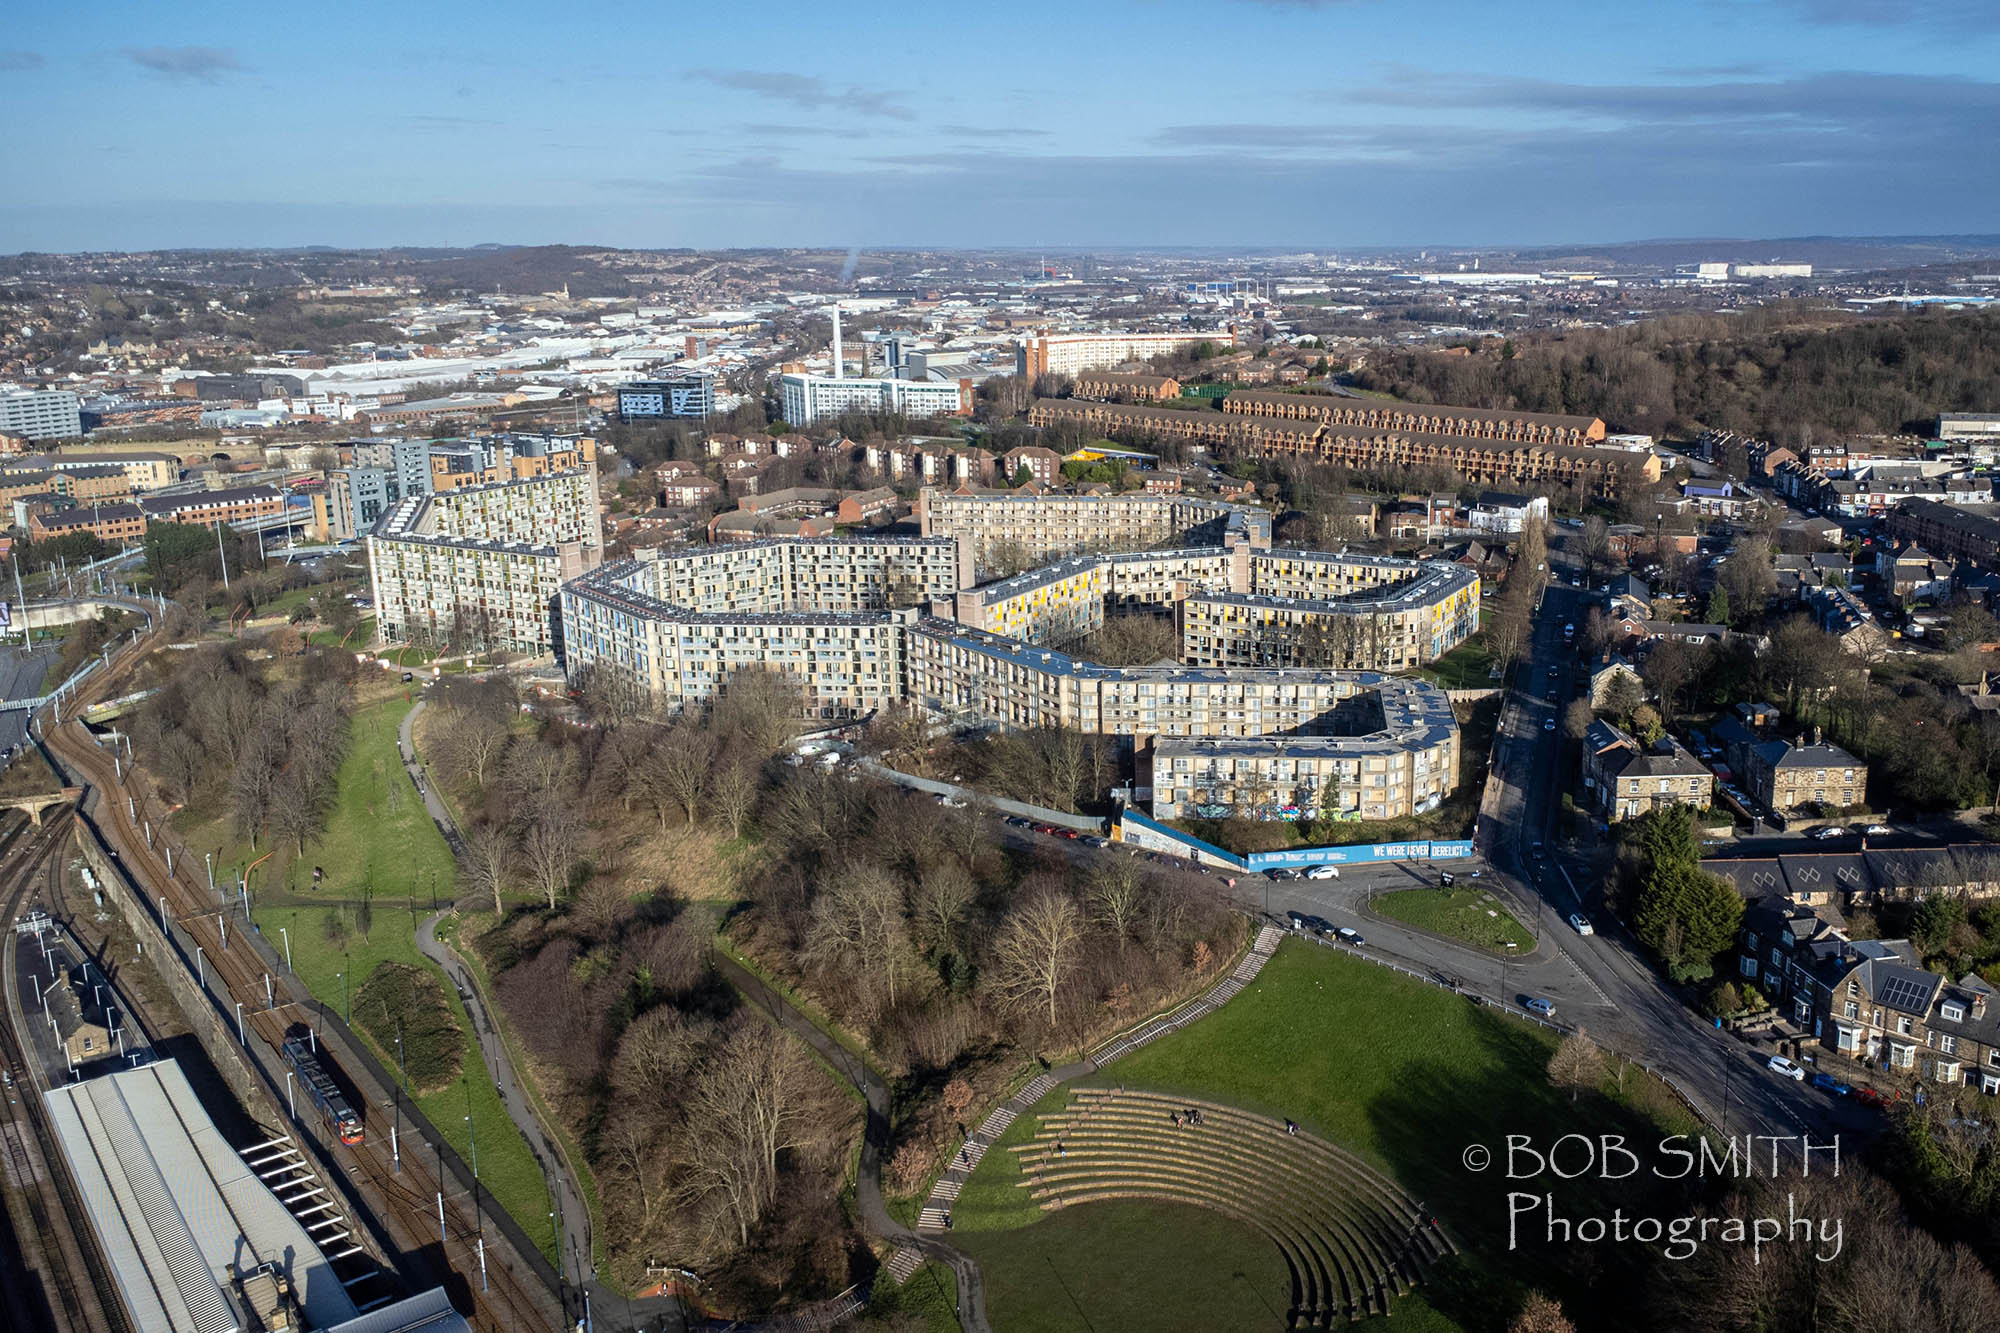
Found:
[712,951,994,1333]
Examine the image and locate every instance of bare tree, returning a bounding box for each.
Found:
[708,756,759,840]
[641,722,714,828]
[713,666,804,758]
[1547,1030,1604,1104]
[805,865,913,1011]
[1086,858,1146,950]
[1509,1292,1576,1333]
[990,891,1087,1025]
[430,709,512,793]
[517,793,584,910]
[460,820,512,916]
[912,858,978,955]
[268,764,333,855]
[676,1018,822,1248]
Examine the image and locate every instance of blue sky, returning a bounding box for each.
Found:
[1,0,1995,253]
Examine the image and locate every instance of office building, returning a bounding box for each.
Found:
[0,388,83,440]
[618,371,716,420]
[777,373,971,427]
[1017,331,1234,380]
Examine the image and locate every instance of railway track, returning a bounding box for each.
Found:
[0,811,129,1333]
[38,632,565,1333]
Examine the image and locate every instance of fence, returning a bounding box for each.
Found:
[855,758,1108,834]
[1115,809,1477,872]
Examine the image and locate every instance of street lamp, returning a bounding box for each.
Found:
[279,926,292,972]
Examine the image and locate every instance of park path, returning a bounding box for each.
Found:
[711,950,994,1333]
[401,697,679,1332]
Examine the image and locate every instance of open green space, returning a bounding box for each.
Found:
[860,1261,964,1333]
[177,695,557,1262]
[1371,886,1535,953]
[1416,611,1498,690]
[949,941,1702,1332]
[351,961,464,1093]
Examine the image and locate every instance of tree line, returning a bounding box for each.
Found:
[1353,306,2000,441]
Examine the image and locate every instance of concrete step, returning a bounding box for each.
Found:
[884,1248,924,1284]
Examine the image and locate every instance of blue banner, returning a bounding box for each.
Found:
[1117,811,1477,872]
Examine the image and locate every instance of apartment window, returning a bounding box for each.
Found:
[1942,1002,1965,1022]
[1897,1016,1913,1036]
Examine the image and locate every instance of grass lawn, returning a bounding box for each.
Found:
[1371,886,1534,953]
[861,1261,964,1333]
[1418,612,1498,691]
[178,693,559,1263]
[951,942,1703,1332]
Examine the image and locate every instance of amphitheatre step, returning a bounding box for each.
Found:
[1022,1090,1451,1287]
[1028,1159,1387,1304]
[1047,1104,1450,1265]
[1026,1152,1411,1299]
[1039,1180,1343,1322]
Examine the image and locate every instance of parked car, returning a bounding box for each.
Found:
[1302,915,1334,935]
[1810,1072,1852,1096]
[1333,926,1364,945]
[1568,913,1594,937]
[1004,817,1030,829]
[1524,997,1557,1017]
[1864,824,1893,836]
[1813,826,1849,841]
[935,794,967,808]
[1543,716,1557,731]
[1854,1087,1887,1108]
[1288,912,1308,931]
[1766,1055,1807,1081]
[1306,864,1340,880]
[1267,867,1301,881]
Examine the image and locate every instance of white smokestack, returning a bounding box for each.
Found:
[831,303,843,380]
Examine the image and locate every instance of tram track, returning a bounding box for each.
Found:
[37,630,564,1333]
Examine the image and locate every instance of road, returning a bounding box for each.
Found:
[1479,583,1872,1147]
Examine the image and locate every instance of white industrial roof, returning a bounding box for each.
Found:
[42,1059,359,1333]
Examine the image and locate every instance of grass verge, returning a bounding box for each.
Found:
[1371,886,1535,953]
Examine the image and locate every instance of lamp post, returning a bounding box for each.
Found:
[279,926,291,972]
[235,1002,245,1046]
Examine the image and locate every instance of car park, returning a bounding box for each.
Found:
[1568,913,1594,936]
[1524,997,1556,1017]
[1305,864,1340,880]
[1766,1055,1807,1081]
[1333,926,1364,944]
[1810,1072,1852,1096]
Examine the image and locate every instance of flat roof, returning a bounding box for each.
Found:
[43,1059,359,1333]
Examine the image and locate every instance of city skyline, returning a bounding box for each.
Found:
[2,0,1996,253]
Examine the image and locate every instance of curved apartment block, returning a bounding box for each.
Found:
[560,504,1469,820]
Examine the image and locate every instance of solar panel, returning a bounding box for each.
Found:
[1879,971,1937,1015]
